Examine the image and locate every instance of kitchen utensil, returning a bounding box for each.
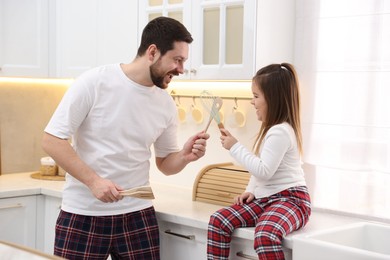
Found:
[191,104,203,124]
[233,108,246,127]
[200,90,225,134]
[228,98,246,128]
[177,104,187,123]
[119,185,155,200]
[218,110,224,124]
[190,97,204,124]
[175,97,187,123]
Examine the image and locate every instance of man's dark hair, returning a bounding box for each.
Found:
[137,16,193,57]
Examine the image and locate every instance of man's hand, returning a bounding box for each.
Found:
[88,177,124,203]
[182,132,209,162]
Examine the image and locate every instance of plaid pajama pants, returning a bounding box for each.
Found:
[54,206,160,260]
[207,186,311,260]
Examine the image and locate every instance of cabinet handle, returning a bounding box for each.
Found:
[236,251,257,260]
[164,229,195,240]
[0,203,23,210]
[190,69,197,75]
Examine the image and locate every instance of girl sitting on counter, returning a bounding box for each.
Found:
[207,63,311,260]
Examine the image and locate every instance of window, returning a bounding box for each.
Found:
[295,0,390,219]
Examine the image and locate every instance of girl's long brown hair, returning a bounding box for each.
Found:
[252,63,303,155]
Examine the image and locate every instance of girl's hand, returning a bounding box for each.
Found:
[220,128,238,150]
[234,192,255,205]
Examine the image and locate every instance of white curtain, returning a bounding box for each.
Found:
[295,0,390,176]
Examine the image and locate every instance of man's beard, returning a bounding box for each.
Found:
[150,61,177,89]
[150,67,165,89]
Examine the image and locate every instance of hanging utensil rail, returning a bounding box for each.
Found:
[170,90,252,101]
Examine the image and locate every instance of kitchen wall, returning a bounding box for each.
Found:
[0,78,71,174]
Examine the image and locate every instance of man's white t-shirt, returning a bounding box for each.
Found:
[45,64,179,216]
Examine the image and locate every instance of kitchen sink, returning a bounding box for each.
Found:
[293,222,390,260]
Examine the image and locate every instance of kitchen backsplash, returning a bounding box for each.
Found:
[0,78,72,174]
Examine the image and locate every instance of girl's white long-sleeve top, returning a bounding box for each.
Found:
[230,122,306,199]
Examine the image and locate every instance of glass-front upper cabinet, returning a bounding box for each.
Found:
[138,0,256,80]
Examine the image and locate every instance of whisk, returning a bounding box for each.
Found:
[200,90,226,135]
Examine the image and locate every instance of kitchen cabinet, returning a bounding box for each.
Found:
[0,0,49,77]
[159,220,207,260]
[0,0,138,78]
[230,237,258,259]
[159,219,292,260]
[230,237,292,260]
[139,0,256,80]
[0,195,38,248]
[41,196,61,254]
[53,0,139,78]
[1,0,294,79]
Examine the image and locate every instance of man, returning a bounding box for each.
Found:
[42,17,209,259]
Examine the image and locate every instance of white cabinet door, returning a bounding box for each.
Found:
[159,221,207,260]
[0,196,37,248]
[53,0,97,78]
[54,0,138,78]
[255,0,296,69]
[0,0,49,77]
[42,196,62,254]
[139,0,256,80]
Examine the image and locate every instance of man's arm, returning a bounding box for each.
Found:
[156,132,209,175]
[41,132,122,202]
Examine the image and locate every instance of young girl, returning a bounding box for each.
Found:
[207,63,311,260]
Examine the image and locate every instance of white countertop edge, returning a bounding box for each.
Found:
[40,188,63,198]
[0,188,41,199]
[156,212,209,230]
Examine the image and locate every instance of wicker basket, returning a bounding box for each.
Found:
[192,162,250,206]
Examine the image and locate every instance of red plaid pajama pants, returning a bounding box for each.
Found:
[54,206,160,260]
[207,186,311,260]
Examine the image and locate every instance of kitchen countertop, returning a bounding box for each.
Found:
[0,240,64,260]
[0,172,387,250]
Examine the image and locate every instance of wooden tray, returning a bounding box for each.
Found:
[30,172,65,181]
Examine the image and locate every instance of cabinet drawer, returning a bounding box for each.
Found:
[159,221,207,260]
[230,236,292,260]
[0,196,37,248]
